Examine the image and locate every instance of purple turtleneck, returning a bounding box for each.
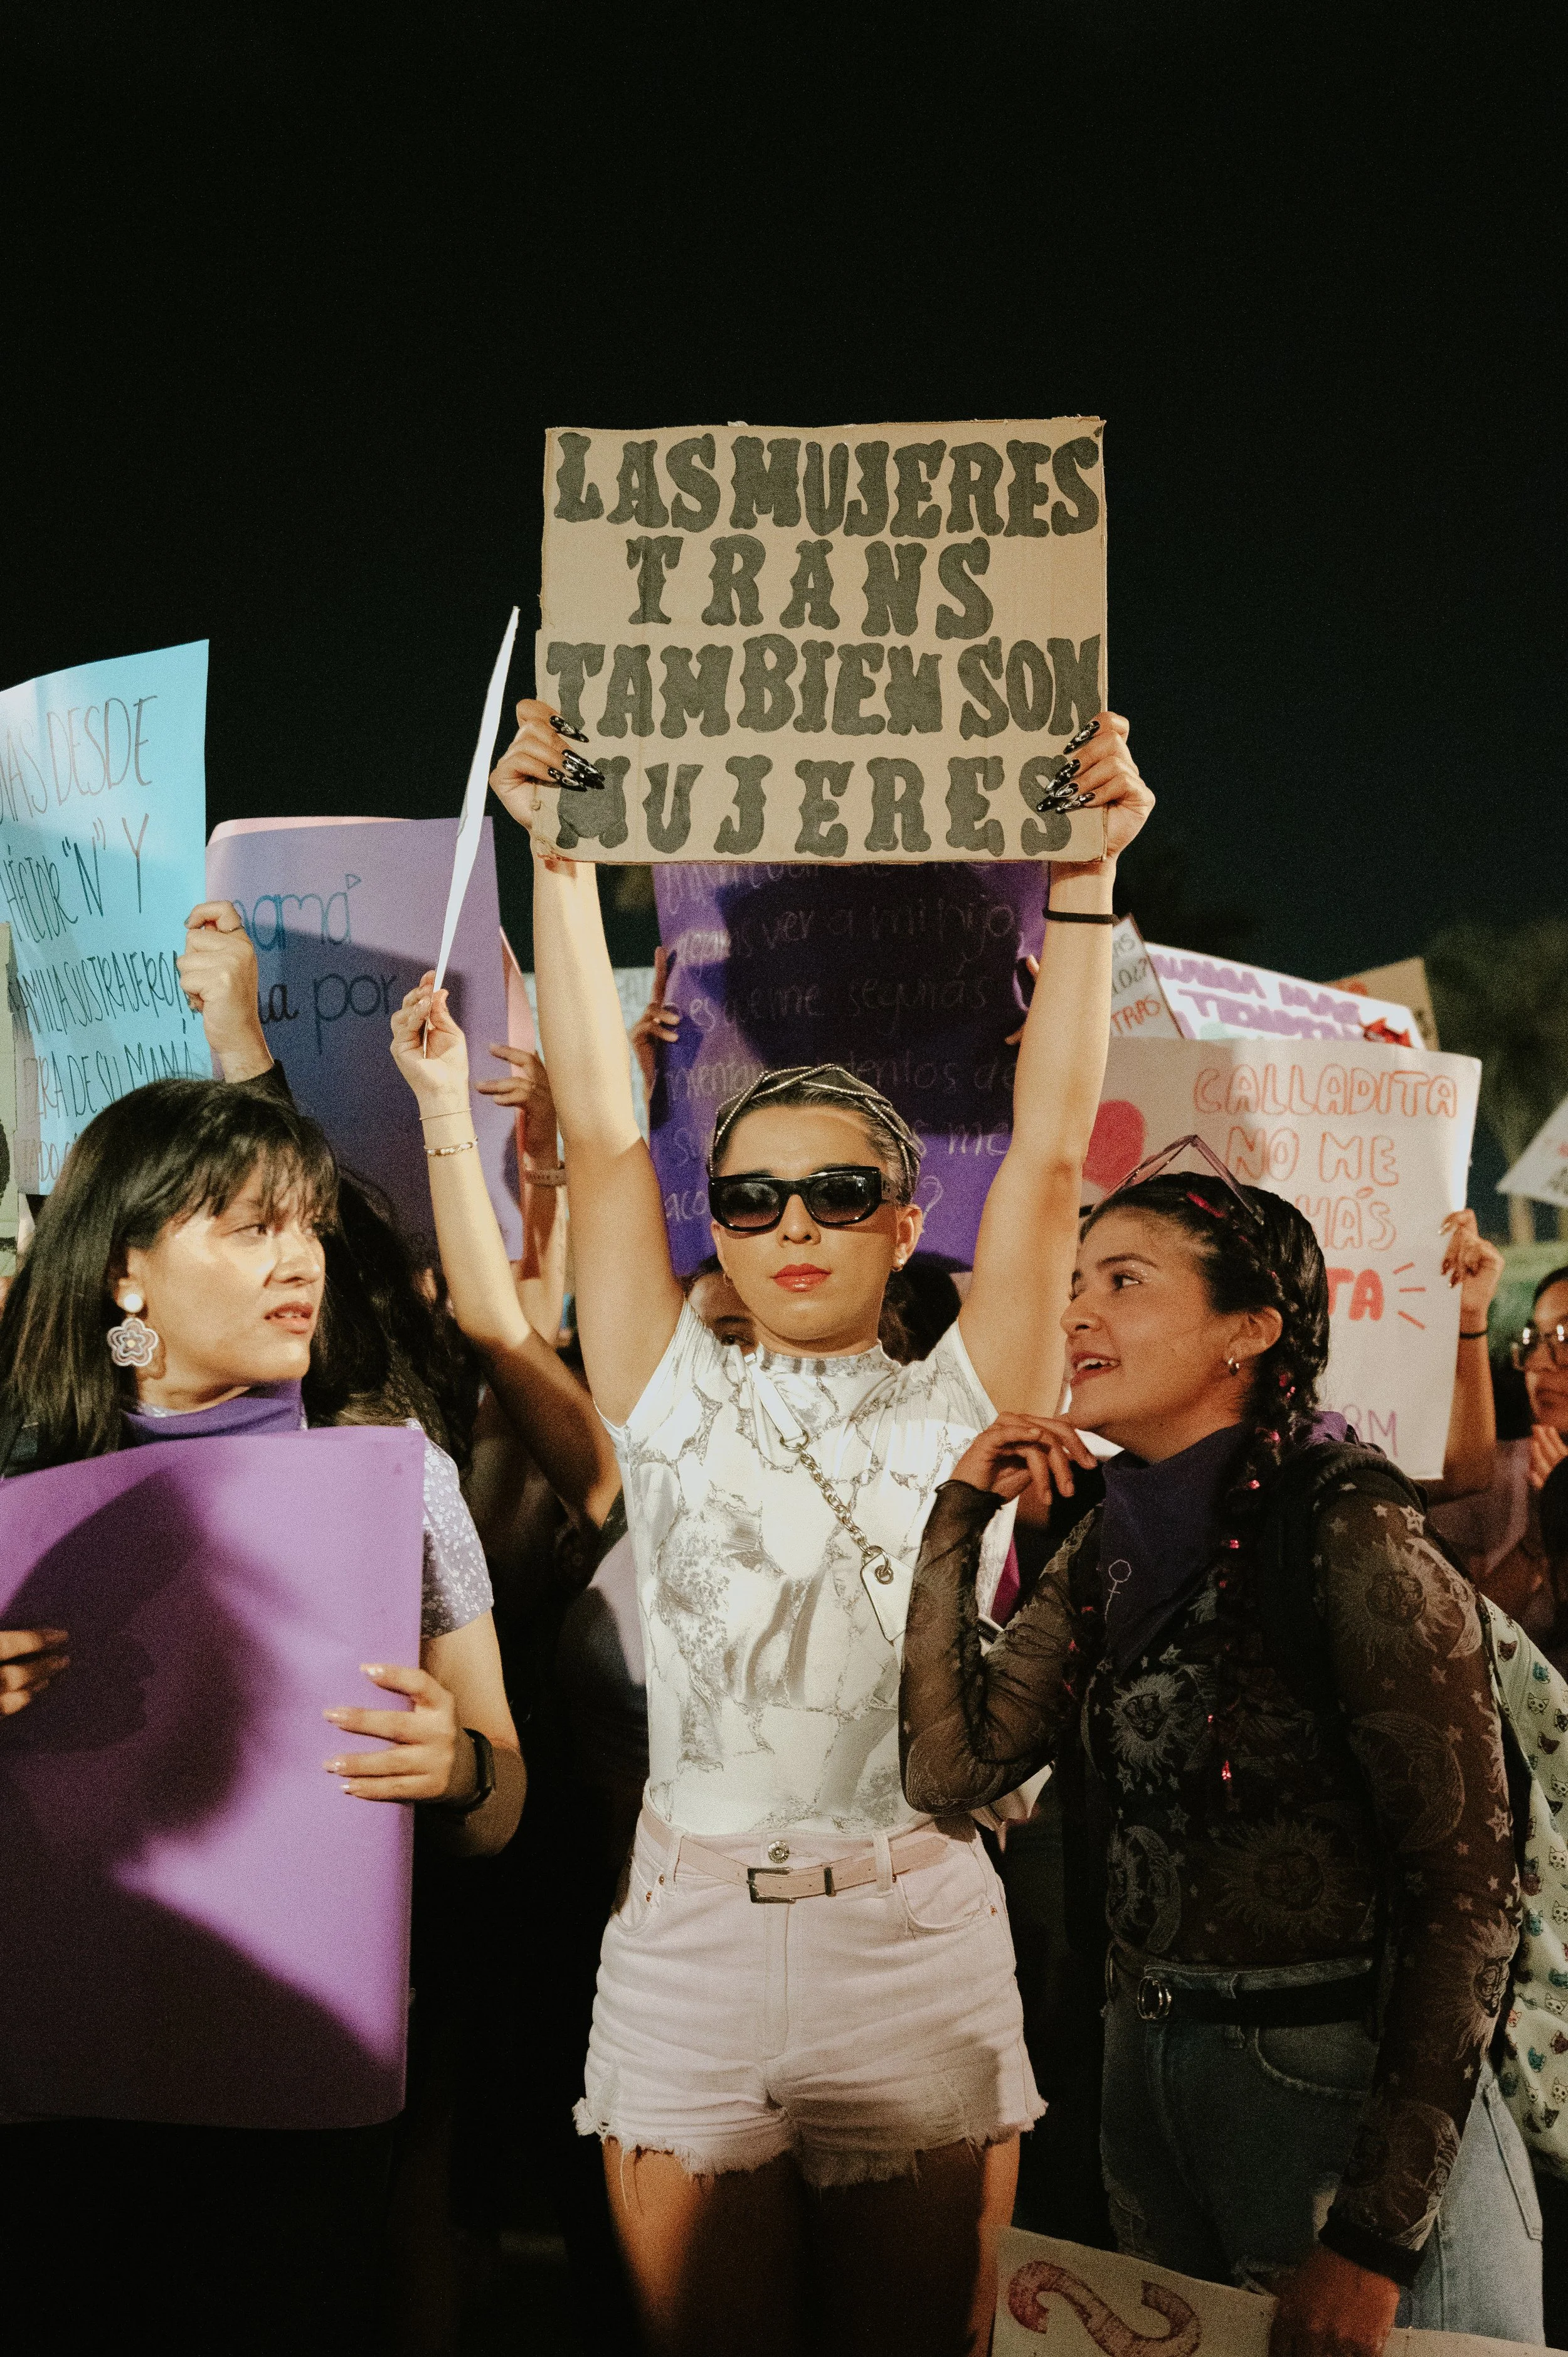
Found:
[123,1380,307,1445]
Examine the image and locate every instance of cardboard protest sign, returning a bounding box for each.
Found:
[206,817,522,1253]
[1500,1090,1568,1212]
[1111,916,1182,1041]
[993,2228,1553,2357]
[1083,1038,1481,1476]
[1334,953,1440,1050]
[1147,943,1419,1046]
[0,1427,425,2129]
[535,420,1109,865]
[647,861,1046,1272]
[0,641,209,1191]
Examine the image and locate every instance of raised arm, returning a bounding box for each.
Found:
[390,976,619,1524]
[959,714,1153,1412]
[489,700,684,1422]
[1430,1211,1503,1499]
[475,1040,570,1342]
[177,900,275,1082]
[901,1417,1099,1811]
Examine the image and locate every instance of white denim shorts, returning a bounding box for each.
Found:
[574,1809,1042,2187]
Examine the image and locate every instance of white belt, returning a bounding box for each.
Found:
[638,1806,961,1904]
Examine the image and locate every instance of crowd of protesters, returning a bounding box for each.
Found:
[1,703,1565,2357]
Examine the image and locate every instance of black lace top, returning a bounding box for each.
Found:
[901,1473,1519,2282]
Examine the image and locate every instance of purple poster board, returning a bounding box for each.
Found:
[0,1426,425,2129]
[206,817,521,1253]
[650,861,1047,1274]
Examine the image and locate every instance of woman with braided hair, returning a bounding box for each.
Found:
[462,699,1152,2355]
[901,1154,1542,2355]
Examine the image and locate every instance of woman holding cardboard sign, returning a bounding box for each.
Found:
[460,696,1152,2354]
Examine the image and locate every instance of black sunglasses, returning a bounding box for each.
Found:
[707,1164,898,1234]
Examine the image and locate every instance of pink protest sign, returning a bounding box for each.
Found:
[0,1426,425,2128]
[206,816,521,1253]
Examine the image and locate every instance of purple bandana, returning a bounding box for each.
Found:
[1098,1409,1361,1670]
[124,1380,307,1446]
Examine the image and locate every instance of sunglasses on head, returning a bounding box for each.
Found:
[1099,1133,1266,1225]
[707,1165,899,1235]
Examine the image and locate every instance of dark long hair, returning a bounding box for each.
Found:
[0,1080,338,1466]
[1081,1173,1332,1801]
[305,1168,483,1472]
[1082,1173,1330,1506]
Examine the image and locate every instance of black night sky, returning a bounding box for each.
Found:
[3,2,1562,984]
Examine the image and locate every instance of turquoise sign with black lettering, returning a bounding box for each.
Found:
[0,640,209,1191]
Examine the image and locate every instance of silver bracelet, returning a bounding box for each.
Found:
[425,1138,477,1159]
[523,1163,568,1188]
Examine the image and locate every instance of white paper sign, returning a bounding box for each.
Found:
[995,2229,1554,2357]
[1500,1092,1568,1210]
[433,607,519,989]
[1111,916,1182,1041]
[1147,944,1419,1048]
[1085,1038,1482,1478]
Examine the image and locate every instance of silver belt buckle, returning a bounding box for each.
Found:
[746,1864,834,1903]
[1136,1972,1173,2023]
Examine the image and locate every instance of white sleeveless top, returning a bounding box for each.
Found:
[601,1305,1012,1837]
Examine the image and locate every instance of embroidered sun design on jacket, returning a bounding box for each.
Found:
[1208,1815,1359,1943]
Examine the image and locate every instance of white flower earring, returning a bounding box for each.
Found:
[107,1291,161,1369]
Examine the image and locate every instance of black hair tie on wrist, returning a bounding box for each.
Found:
[1042,908,1116,924]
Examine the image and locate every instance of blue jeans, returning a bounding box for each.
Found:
[1101,1972,1544,2343]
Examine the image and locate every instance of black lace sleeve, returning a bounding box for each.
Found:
[1315,1489,1520,2280]
[901,1479,1094,1812]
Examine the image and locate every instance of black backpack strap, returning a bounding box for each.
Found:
[1254,1442,1427,1714]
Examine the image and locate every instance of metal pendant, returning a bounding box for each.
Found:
[861,1550,896,1588]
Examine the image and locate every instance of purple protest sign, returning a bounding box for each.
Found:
[206,817,521,1253]
[0,1426,425,2129]
[650,862,1047,1274]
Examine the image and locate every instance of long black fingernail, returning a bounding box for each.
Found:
[1061,720,1099,753]
[1056,758,1080,782]
[551,715,589,743]
[558,775,594,794]
[563,752,606,787]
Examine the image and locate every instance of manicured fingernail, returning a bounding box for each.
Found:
[551,715,588,742]
[548,766,564,782]
[563,752,605,786]
[324,1757,346,1773]
[361,1664,381,1676]
[323,1708,347,1723]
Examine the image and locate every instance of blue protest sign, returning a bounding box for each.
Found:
[0,641,209,1191]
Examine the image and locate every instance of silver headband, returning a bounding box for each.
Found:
[709,1063,924,1200]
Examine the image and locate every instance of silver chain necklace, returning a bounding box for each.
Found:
[746,1357,899,1590]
